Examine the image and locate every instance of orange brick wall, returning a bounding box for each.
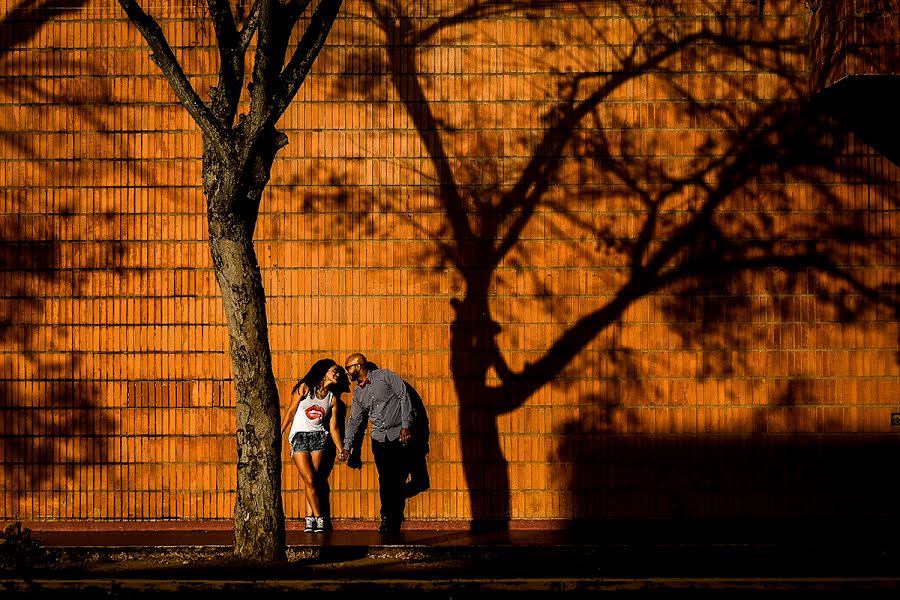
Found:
[2,0,899,525]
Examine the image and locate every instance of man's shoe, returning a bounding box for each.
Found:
[378,516,401,533]
[315,516,326,533]
[304,516,316,533]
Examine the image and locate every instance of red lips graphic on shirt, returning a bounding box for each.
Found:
[305,405,326,420]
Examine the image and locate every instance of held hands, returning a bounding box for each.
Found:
[338,428,411,463]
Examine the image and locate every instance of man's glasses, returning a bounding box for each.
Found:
[345,362,361,371]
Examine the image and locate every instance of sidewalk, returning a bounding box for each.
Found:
[6,519,900,595]
[21,519,587,548]
[21,516,900,549]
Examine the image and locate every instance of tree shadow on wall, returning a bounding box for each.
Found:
[0,208,125,503]
[0,369,113,499]
[1,1,111,155]
[297,0,900,531]
[0,1,128,503]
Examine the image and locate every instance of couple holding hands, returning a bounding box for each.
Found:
[280,353,415,533]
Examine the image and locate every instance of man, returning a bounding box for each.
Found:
[338,353,412,532]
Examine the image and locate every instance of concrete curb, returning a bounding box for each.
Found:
[5,576,900,594]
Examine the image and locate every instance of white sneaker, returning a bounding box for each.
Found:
[304,516,315,532]
[315,516,326,532]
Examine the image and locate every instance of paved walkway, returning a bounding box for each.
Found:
[21,516,900,548]
[22,519,591,547]
[6,519,900,596]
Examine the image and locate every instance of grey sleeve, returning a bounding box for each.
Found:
[343,395,368,451]
[386,370,412,429]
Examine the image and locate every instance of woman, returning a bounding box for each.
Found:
[280,358,344,533]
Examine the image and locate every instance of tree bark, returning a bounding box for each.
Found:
[206,145,285,562]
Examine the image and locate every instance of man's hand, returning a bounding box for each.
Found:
[400,428,411,446]
[338,449,349,462]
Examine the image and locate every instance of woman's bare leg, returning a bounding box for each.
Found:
[293,451,320,517]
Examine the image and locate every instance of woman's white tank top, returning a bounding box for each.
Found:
[289,390,332,440]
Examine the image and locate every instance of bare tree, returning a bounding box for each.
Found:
[116,0,344,561]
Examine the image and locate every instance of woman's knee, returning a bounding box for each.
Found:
[300,471,317,488]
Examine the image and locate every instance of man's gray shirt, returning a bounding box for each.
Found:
[343,368,412,448]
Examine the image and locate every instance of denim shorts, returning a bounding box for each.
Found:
[291,430,328,453]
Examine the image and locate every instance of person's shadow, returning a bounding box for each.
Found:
[403,381,431,498]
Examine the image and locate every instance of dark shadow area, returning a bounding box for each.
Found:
[0,0,89,46]
[812,75,900,167]
[558,432,900,521]
[300,0,900,531]
[7,524,900,594]
[807,2,900,166]
[0,370,114,498]
[0,210,60,348]
[0,205,124,499]
[1,1,110,155]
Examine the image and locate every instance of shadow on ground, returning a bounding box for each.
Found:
[4,520,900,596]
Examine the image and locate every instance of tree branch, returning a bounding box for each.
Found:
[272,0,344,121]
[239,0,262,52]
[285,0,315,23]
[117,0,233,159]
[207,0,244,122]
[247,0,285,136]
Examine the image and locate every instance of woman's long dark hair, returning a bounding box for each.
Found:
[291,358,338,396]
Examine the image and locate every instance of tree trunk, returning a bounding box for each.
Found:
[117,0,345,562]
[206,149,285,561]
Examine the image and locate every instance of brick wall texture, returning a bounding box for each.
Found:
[2,0,899,525]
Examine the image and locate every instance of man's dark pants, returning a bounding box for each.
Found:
[371,437,408,527]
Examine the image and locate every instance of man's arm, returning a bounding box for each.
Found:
[328,397,343,452]
[384,369,412,445]
[386,370,412,429]
[341,394,368,456]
